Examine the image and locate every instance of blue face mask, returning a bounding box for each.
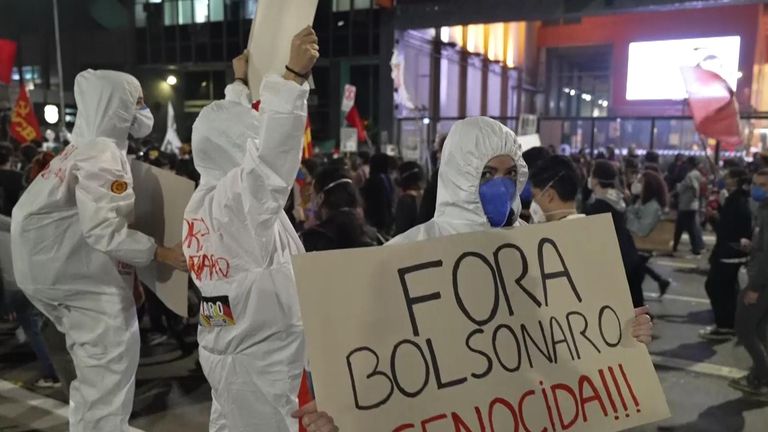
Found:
[751,185,768,203]
[479,177,517,227]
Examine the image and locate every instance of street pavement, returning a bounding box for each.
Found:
[1,238,768,431]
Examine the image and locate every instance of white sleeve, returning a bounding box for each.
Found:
[224,81,252,107]
[209,75,308,264]
[74,142,157,266]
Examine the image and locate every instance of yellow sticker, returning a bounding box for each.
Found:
[110,180,128,195]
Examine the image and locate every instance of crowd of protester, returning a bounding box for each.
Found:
[2,118,768,410]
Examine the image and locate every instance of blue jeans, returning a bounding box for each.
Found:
[7,289,58,379]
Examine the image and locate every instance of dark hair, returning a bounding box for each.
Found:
[20,144,38,164]
[522,146,552,171]
[312,167,369,249]
[0,145,11,166]
[397,161,423,191]
[644,150,660,164]
[624,157,639,171]
[686,156,698,168]
[302,158,321,179]
[529,155,580,202]
[592,160,618,189]
[640,171,668,208]
[728,167,750,190]
[357,151,371,164]
[370,153,391,175]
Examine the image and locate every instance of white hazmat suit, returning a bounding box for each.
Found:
[389,116,528,244]
[183,76,308,432]
[11,70,157,431]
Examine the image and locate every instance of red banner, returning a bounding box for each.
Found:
[680,66,742,150]
[344,105,367,142]
[0,39,17,84]
[10,84,42,143]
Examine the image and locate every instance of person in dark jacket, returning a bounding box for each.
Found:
[586,160,644,307]
[393,161,424,236]
[0,145,23,216]
[731,169,768,398]
[363,153,395,233]
[700,168,752,340]
[302,167,382,252]
[418,135,447,224]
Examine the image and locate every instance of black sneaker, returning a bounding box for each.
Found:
[658,279,671,297]
[729,375,768,399]
[699,326,736,341]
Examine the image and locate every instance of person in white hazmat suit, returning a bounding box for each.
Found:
[388,117,653,344]
[10,69,188,431]
[183,28,336,432]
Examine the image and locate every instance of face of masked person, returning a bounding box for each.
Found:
[630,179,643,196]
[479,155,518,227]
[129,97,154,139]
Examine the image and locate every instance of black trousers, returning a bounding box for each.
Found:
[673,210,704,254]
[627,263,646,308]
[704,261,742,329]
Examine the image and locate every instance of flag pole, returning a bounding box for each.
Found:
[52,0,66,132]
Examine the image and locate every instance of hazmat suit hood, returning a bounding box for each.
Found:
[191,100,261,187]
[389,116,528,244]
[71,69,142,152]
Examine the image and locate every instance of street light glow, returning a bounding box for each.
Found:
[166,75,178,86]
[44,104,60,124]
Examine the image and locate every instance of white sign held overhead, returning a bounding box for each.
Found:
[342,84,357,113]
[518,133,542,152]
[340,127,358,153]
[247,0,319,101]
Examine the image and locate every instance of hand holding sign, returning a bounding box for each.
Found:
[285,26,319,84]
[233,50,248,82]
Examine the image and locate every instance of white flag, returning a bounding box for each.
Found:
[161,101,182,155]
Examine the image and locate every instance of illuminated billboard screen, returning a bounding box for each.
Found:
[626,36,741,101]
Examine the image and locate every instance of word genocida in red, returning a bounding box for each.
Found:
[394,363,641,432]
[345,238,638,430]
[183,217,230,281]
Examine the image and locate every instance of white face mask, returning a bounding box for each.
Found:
[587,176,594,191]
[630,181,643,196]
[529,201,546,224]
[129,106,154,138]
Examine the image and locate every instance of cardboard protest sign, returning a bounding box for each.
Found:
[342,84,357,113]
[293,214,670,432]
[247,0,319,101]
[131,160,195,317]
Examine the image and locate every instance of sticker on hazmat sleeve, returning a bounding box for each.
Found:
[200,296,236,327]
[110,179,129,195]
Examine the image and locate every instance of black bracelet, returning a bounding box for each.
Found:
[285,65,310,80]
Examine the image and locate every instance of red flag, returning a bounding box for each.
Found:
[345,105,367,142]
[10,84,42,143]
[0,39,17,84]
[680,66,742,150]
[297,370,313,432]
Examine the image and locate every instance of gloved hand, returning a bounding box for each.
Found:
[155,242,188,272]
[284,26,319,84]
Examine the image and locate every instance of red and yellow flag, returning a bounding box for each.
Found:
[303,115,313,159]
[10,84,42,143]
